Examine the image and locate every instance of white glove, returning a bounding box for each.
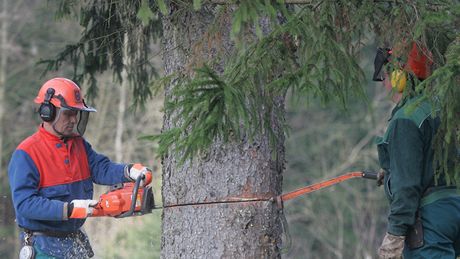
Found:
[378,232,405,259]
[69,199,98,219]
[126,163,152,186]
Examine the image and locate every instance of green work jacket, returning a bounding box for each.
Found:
[376,95,440,236]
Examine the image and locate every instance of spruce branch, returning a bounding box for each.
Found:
[48,0,459,180]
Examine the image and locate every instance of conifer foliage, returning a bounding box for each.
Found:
[46,0,459,181]
[40,0,162,105]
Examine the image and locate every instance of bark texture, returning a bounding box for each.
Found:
[160,4,285,259]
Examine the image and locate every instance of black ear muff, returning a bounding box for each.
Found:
[39,88,56,122]
[372,47,392,81]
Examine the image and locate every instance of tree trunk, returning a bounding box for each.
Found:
[160,5,285,258]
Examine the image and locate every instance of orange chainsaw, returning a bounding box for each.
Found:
[91,175,155,218]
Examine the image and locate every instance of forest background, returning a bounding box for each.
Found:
[1,0,443,258]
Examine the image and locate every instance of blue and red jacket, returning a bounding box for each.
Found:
[8,126,129,256]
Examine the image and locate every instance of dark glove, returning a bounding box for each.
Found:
[377,169,385,187]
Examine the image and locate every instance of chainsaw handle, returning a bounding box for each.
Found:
[117,175,143,218]
[362,171,379,180]
[91,204,103,217]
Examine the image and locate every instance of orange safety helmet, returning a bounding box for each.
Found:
[34,78,96,112]
[391,42,433,92]
[35,78,96,136]
[373,42,433,93]
[406,42,433,80]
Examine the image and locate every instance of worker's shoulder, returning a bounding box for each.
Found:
[392,95,434,128]
[16,132,41,152]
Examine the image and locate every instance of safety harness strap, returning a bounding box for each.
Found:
[420,187,460,207]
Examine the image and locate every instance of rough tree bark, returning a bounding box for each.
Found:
[160,5,285,259]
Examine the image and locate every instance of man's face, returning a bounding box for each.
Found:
[53,108,79,136]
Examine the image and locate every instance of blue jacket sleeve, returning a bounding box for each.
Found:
[84,140,130,185]
[386,119,424,236]
[8,150,64,221]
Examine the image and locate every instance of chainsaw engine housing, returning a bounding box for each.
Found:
[92,181,155,218]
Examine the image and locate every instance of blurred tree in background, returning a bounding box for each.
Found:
[0,1,82,257]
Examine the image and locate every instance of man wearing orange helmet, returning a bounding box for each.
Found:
[373,43,460,258]
[8,78,153,258]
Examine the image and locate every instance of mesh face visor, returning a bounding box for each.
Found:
[52,108,93,138]
[77,111,90,136]
[49,93,96,138]
[372,47,392,81]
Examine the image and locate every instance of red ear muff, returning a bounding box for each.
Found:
[39,88,56,122]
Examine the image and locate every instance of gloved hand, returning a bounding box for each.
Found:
[68,199,98,219]
[125,163,152,186]
[377,169,385,187]
[378,232,405,259]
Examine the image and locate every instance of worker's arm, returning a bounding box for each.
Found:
[83,140,129,185]
[8,150,66,220]
[386,118,424,236]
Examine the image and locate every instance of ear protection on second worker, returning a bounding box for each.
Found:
[372,47,392,81]
[39,88,56,122]
[390,69,408,93]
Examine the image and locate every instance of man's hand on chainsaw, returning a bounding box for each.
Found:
[126,163,152,187]
[68,199,98,219]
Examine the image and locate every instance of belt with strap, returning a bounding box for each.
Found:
[421,186,460,207]
[22,228,82,238]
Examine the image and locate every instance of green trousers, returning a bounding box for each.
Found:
[34,246,56,259]
[403,196,460,258]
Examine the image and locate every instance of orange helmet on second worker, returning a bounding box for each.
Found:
[373,42,433,93]
[34,78,96,112]
[391,42,433,92]
[406,42,433,80]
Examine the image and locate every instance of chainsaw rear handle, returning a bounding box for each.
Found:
[117,175,144,218]
[361,170,379,180]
